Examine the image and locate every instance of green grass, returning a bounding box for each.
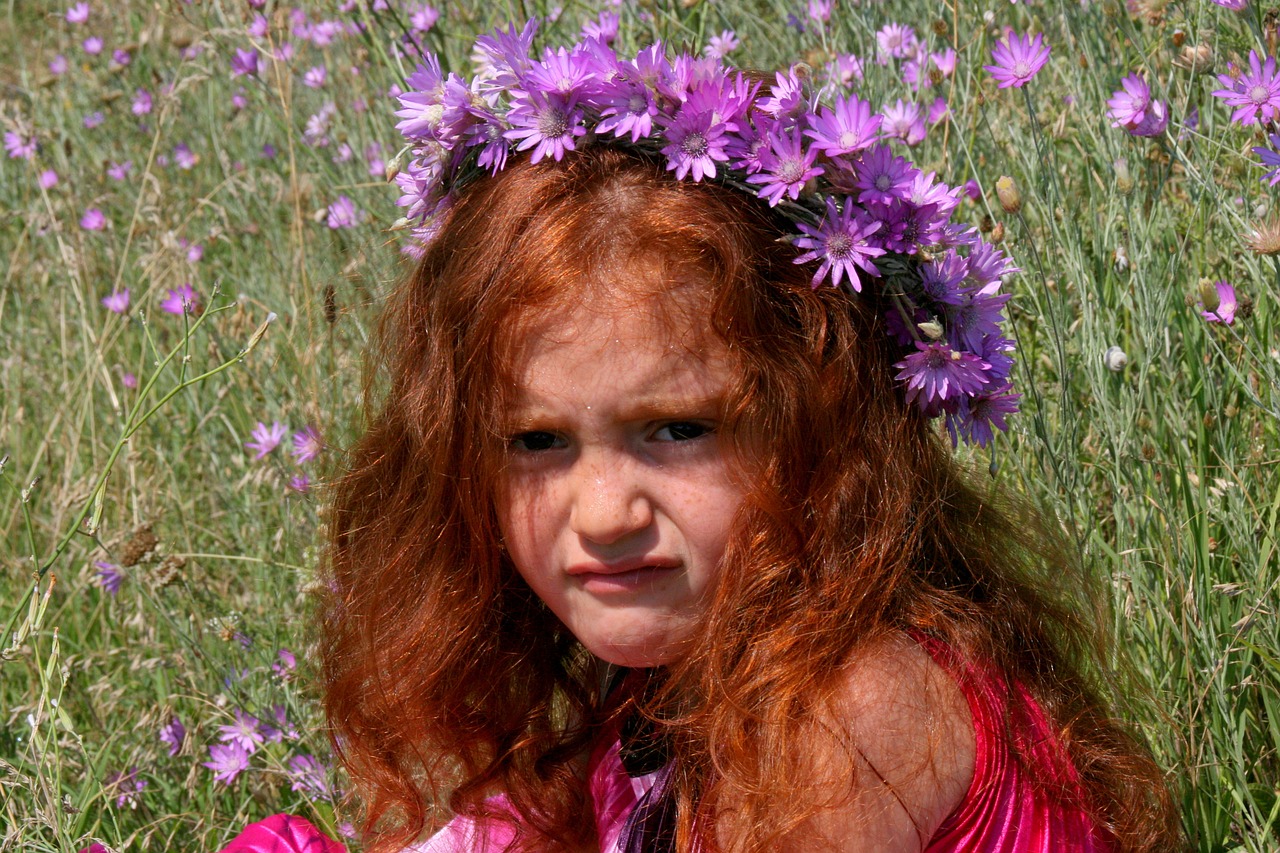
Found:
[1,0,1277,850]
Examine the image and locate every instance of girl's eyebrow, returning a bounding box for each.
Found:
[504,392,726,426]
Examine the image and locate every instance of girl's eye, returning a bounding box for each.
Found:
[509,431,564,452]
[654,422,712,442]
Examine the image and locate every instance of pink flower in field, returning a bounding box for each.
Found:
[173,142,197,169]
[80,208,107,231]
[83,111,104,129]
[77,845,108,853]
[66,3,89,24]
[186,243,203,263]
[4,131,35,160]
[132,88,152,115]
[288,473,311,494]
[38,169,58,189]
[159,716,185,756]
[104,766,146,808]
[272,648,297,678]
[217,815,346,853]
[107,160,131,181]
[1211,0,1248,9]
[245,421,286,459]
[704,29,739,61]
[291,426,322,463]
[248,13,269,38]
[1107,73,1168,137]
[160,282,199,315]
[326,196,362,229]
[1199,280,1237,324]
[112,48,130,66]
[218,708,265,754]
[1212,50,1280,126]
[121,372,137,389]
[101,289,130,313]
[984,31,1050,88]
[95,561,123,595]
[82,36,103,55]
[231,47,260,77]
[303,64,327,88]
[203,742,251,785]
[49,54,68,75]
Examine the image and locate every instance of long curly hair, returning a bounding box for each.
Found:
[318,145,1182,852]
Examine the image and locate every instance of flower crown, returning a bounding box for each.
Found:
[389,21,1020,448]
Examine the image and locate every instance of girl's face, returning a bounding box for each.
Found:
[496,288,744,668]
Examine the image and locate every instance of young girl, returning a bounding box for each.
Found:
[228,24,1183,853]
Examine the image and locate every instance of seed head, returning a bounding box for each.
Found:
[995,176,1022,214]
[1247,218,1280,255]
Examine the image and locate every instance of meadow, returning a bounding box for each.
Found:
[1,0,1277,849]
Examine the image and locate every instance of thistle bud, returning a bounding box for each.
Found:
[995,176,1021,214]
[1103,346,1128,372]
[1198,278,1220,314]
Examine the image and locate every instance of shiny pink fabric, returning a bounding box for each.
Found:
[218,814,347,853]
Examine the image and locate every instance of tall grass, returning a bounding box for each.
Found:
[1,1,1276,850]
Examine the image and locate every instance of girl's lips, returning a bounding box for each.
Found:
[574,564,681,594]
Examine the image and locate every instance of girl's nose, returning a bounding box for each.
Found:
[568,453,653,545]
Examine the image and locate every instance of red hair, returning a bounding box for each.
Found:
[319,146,1181,851]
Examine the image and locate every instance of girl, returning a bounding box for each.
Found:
[230,24,1183,853]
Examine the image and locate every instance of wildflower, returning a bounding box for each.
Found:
[80,208,107,231]
[409,4,438,33]
[303,65,327,88]
[880,99,927,146]
[49,54,68,75]
[876,24,918,61]
[288,473,311,494]
[38,169,58,189]
[581,10,619,43]
[1108,73,1167,136]
[186,243,204,263]
[1252,133,1280,186]
[111,49,130,66]
[1211,0,1248,9]
[107,160,132,181]
[103,767,146,809]
[288,754,334,800]
[160,283,199,315]
[894,342,991,413]
[203,742,251,785]
[101,289,130,313]
[245,421,286,459]
[1103,346,1128,371]
[82,36,103,55]
[219,708,265,754]
[807,0,834,23]
[291,426,323,463]
[659,91,736,182]
[4,131,35,160]
[122,372,138,389]
[248,13,269,38]
[326,196,363,229]
[159,716,185,756]
[1247,217,1280,255]
[231,47,260,78]
[505,86,587,165]
[273,648,297,678]
[83,111,104,130]
[262,704,299,742]
[173,143,197,170]
[946,385,1020,448]
[746,127,823,206]
[66,2,89,24]
[1212,50,1280,126]
[132,88,152,116]
[95,561,123,595]
[851,144,918,205]
[704,30,739,61]
[805,93,881,157]
[793,197,886,290]
[1198,280,1237,324]
[984,32,1050,89]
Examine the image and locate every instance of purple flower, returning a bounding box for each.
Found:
[288,473,311,494]
[793,197,886,291]
[288,754,334,800]
[805,93,881,157]
[880,99,926,146]
[409,3,439,32]
[704,30,739,61]
[159,716,185,756]
[877,24,918,61]
[1199,281,1237,324]
[66,2,89,24]
[272,648,297,678]
[1107,73,1167,137]
[4,131,35,160]
[248,13,269,38]
[203,742,251,785]
[49,54,68,75]
[808,0,834,23]
[112,48,130,66]
[746,127,823,206]
[291,426,322,463]
[107,160,132,181]
[262,704,299,742]
[132,88,152,116]
[659,85,738,182]
[1213,50,1280,126]
[83,111,104,130]
[894,342,991,413]
[82,36,103,55]
[174,143,197,170]
[160,283,199,315]
[1211,0,1248,9]
[38,169,58,189]
[326,196,362,229]
[245,421,286,459]
[103,767,146,809]
[1252,132,1280,185]
[946,384,1021,448]
[303,65,327,88]
[80,208,107,231]
[218,708,265,754]
[101,289,130,313]
[851,144,919,205]
[186,243,204,263]
[95,561,123,595]
[231,47,260,78]
[581,10,619,43]
[984,32,1050,89]
[504,87,587,164]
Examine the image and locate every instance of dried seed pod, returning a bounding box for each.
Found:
[119,524,158,567]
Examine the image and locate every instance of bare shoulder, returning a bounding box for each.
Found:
[794,632,976,851]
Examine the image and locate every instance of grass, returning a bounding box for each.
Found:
[1,0,1277,850]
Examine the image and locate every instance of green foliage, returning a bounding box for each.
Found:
[1,0,1277,850]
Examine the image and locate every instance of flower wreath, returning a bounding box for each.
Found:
[389,20,1020,448]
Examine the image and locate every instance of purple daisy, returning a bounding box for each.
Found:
[659,86,737,181]
[230,47,260,78]
[80,208,107,231]
[101,289,130,313]
[218,708,265,754]
[984,32,1050,89]
[594,74,659,143]
[793,197,886,290]
[704,30,739,61]
[326,196,362,229]
[95,561,123,595]
[1199,280,1237,324]
[291,426,323,463]
[203,742,250,785]
[851,144,919,205]
[160,283,198,315]
[4,131,35,160]
[1213,51,1280,125]
[159,716,186,756]
[288,754,334,801]
[894,341,991,413]
[946,384,1021,448]
[66,2,89,24]
[132,88,152,116]
[245,421,286,459]
[1252,132,1280,185]
[38,169,58,189]
[746,127,823,206]
[504,87,586,164]
[804,93,881,157]
[1108,73,1168,137]
[104,766,146,809]
[880,99,927,146]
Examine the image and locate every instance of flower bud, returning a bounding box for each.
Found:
[1114,158,1133,195]
[1103,346,1128,372]
[1197,278,1220,314]
[917,320,945,340]
[995,176,1021,214]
